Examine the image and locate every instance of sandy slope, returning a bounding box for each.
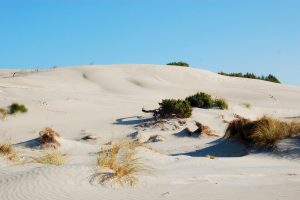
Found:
[0,64,300,200]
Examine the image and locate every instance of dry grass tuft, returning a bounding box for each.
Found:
[39,127,60,149]
[0,108,8,119]
[0,142,19,161]
[206,154,215,159]
[225,115,300,149]
[32,151,66,166]
[92,140,150,186]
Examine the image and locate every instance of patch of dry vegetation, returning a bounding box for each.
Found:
[0,142,19,161]
[32,151,66,166]
[0,108,8,119]
[39,127,60,149]
[92,140,150,187]
[225,115,300,149]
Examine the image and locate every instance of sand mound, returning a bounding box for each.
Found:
[1,64,300,200]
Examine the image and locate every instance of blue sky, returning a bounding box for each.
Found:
[0,0,299,85]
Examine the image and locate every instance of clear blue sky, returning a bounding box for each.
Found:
[0,0,299,85]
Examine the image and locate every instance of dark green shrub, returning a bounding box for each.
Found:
[9,103,28,114]
[186,92,229,110]
[167,61,189,67]
[214,98,228,110]
[218,72,281,84]
[158,99,192,118]
[243,72,257,79]
[185,92,214,108]
[264,74,281,83]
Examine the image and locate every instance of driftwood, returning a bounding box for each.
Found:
[195,122,218,137]
[184,122,217,137]
[142,108,160,120]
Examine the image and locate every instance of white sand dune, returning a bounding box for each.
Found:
[1,64,300,200]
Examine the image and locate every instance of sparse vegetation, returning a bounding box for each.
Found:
[32,151,66,166]
[92,141,149,186]
[8,103,28,114]
[218,72,281,83]
[241,102,251,109]
[0,142,19,161]
[167,61,189,67]
[225,115,300,149]
[185,92,229,110]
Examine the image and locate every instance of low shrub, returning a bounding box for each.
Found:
[158,99,192,118]
[186,92,229,110]
[9,103,28,114]
[218,72,281,83]
[186,92,214,108]
[167,61,189,67]
[214,98,228,110]
[225,115,300,149]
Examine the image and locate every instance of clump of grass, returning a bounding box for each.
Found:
[32,151,66,166]
[0,142,19,161]
[8,103,28,114]
[93,141,150,186]
[167,61,189,67]
[214,98,228,110]
[241,102,251,109]
[225,115,300,149]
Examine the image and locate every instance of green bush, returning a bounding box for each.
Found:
[167,61,189,67]
[9,103,28,114]
[185,92,214,108]
[264,74,280,83]
[214,98,228,110]
[218,72,280,83]
[186,92,229,110]
[158,99,192,118]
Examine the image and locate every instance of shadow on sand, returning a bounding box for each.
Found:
[113,116,154,125]
[273,136,300,160]
[172,138,248,157]
[15,138,41,148]
[283,116,300,119]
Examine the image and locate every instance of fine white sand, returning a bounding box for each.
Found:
[1,64,300,200]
